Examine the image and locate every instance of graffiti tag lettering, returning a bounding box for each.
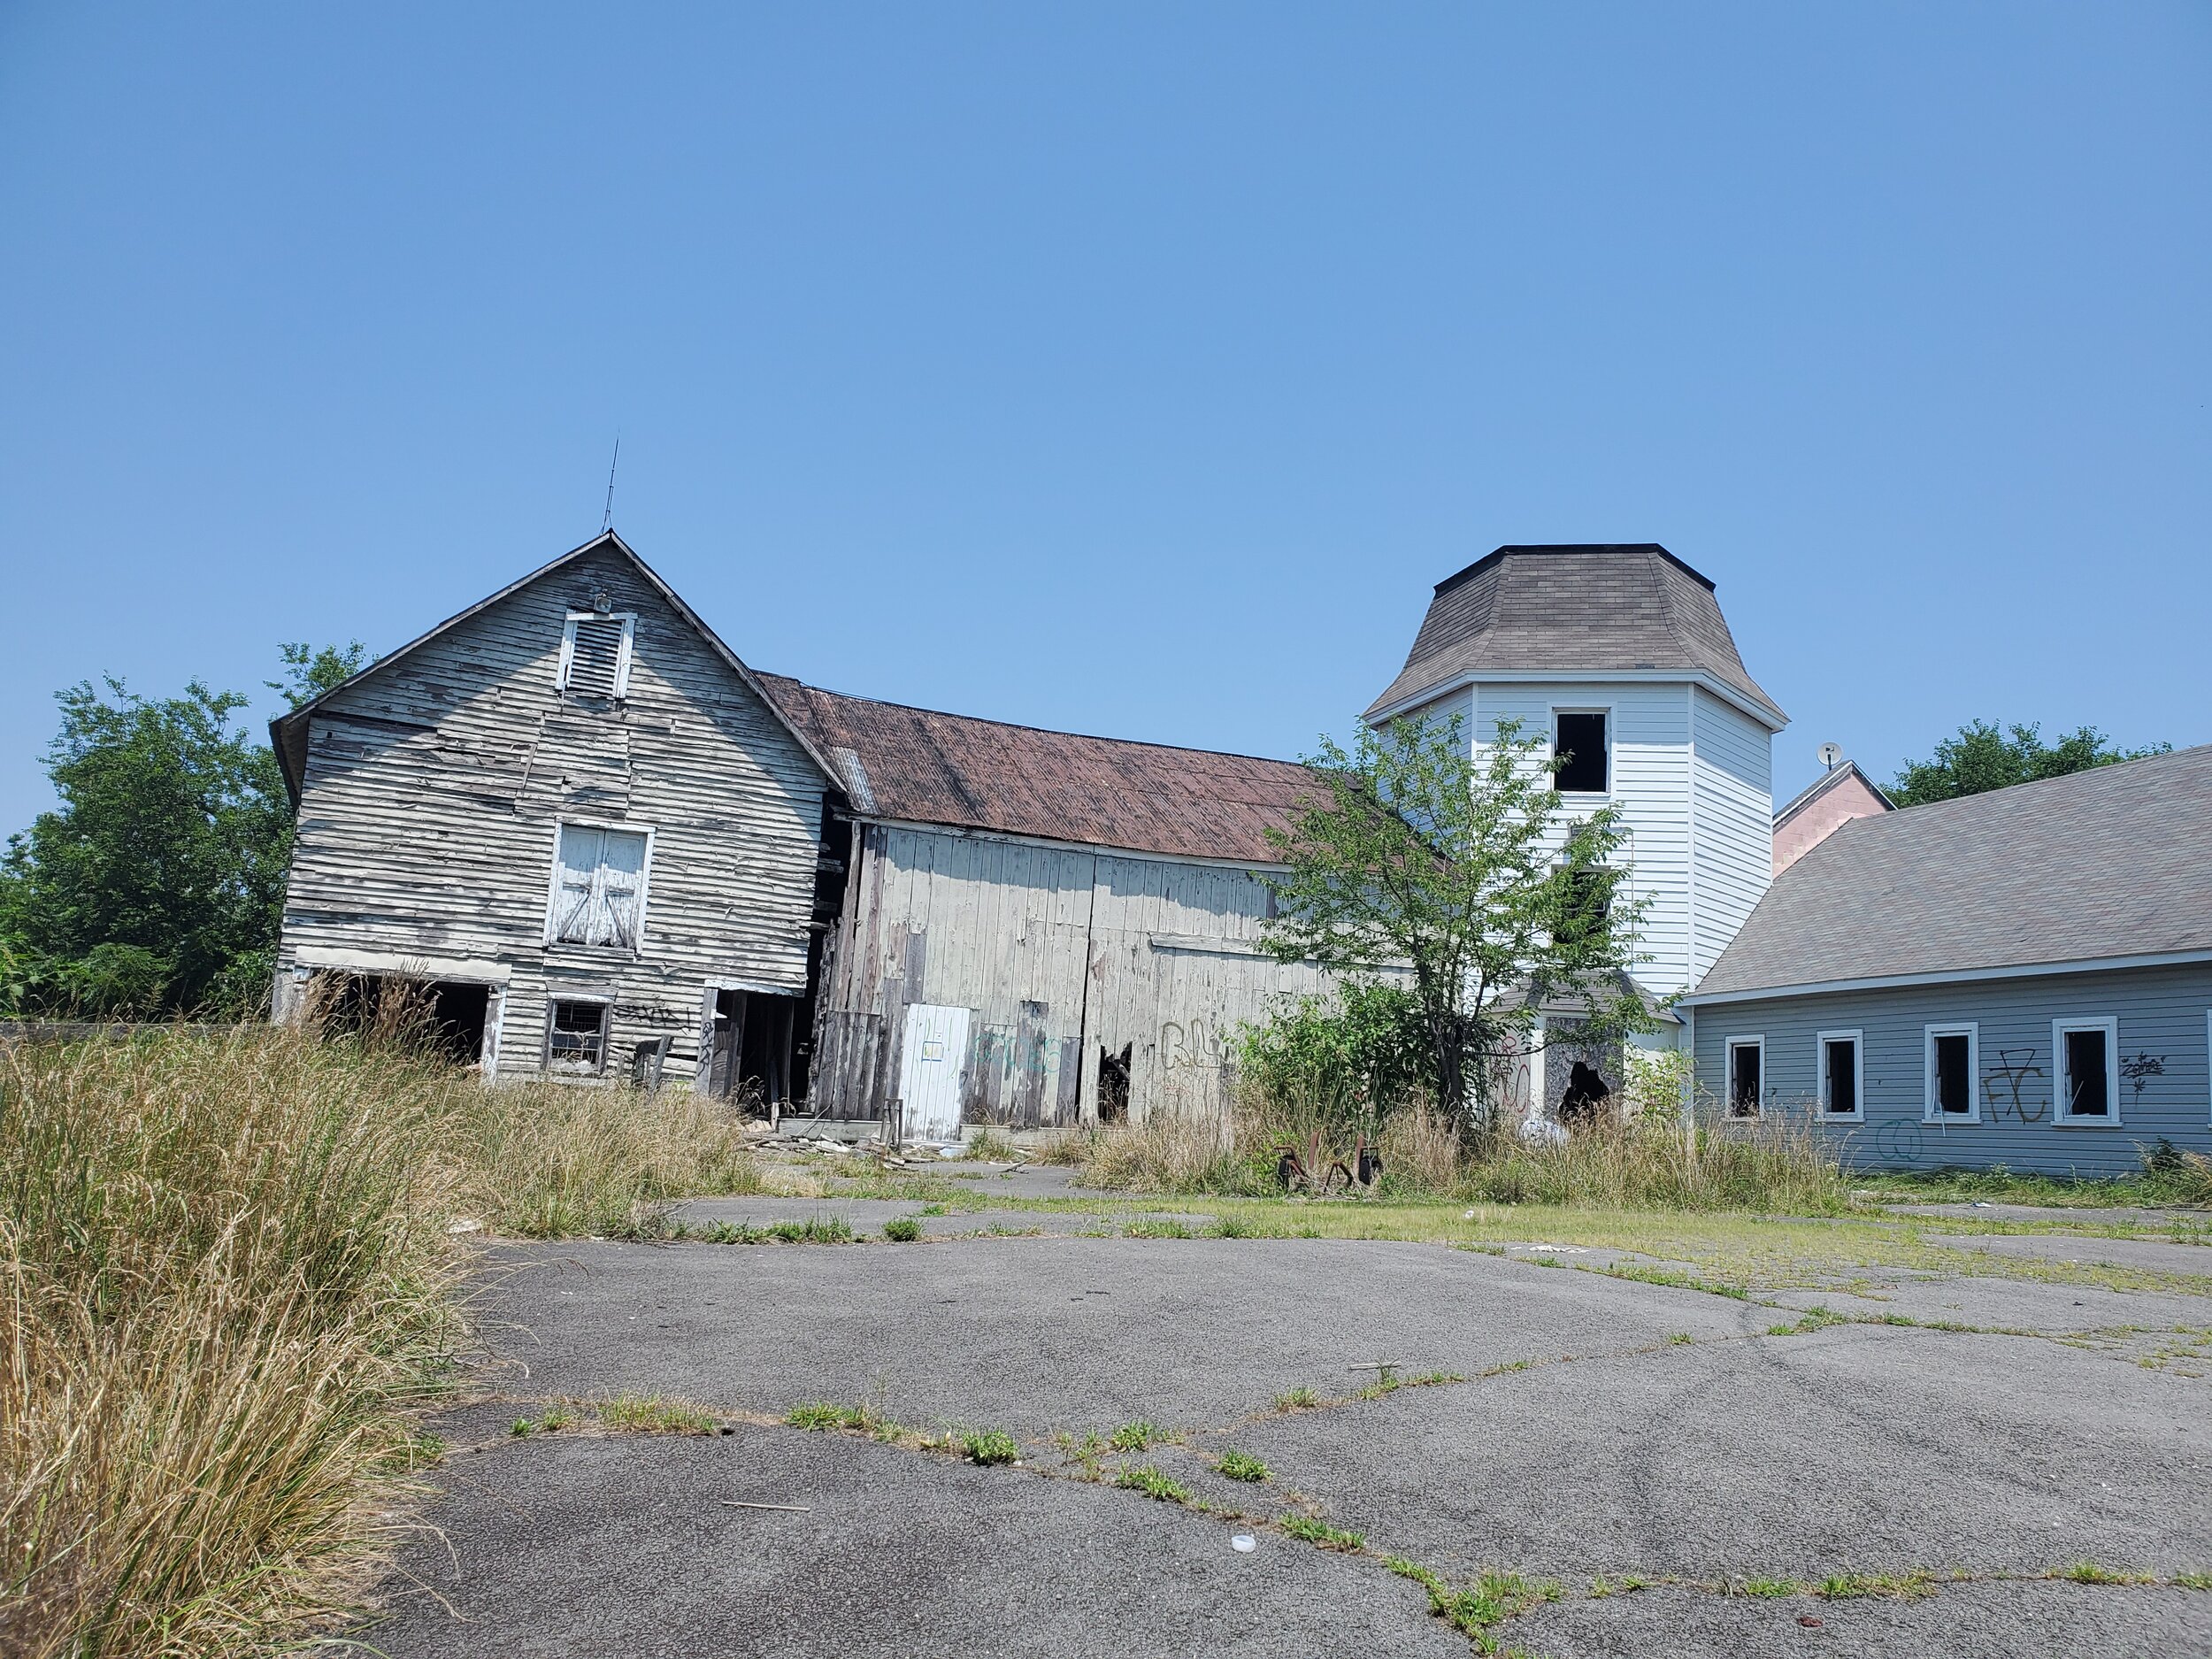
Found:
[1983,1048,2046,1122]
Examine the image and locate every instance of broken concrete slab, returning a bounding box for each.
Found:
[1925,1232,2212,1279]
[1226,1323,2212,1582]
[363,1422,1467,1659]
[1509,1577,2212,1659]
[1760,1275,2212,1338]
[461,1238,1767,1435]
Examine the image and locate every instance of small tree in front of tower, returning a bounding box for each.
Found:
[1258,715,1660,1133]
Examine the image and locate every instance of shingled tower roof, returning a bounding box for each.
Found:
[1363,543,1786,729]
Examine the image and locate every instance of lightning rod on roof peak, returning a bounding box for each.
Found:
[600,438,620,534]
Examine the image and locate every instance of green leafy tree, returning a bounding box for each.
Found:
[1235,977,1431,1131]
[271,641,371,709]
[0,641,372,1018]
[1890,719,2168,809]
[1258,715,1659,1130]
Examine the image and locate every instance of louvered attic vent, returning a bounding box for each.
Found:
[560,612,634,700]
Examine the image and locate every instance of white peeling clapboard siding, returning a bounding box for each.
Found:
[812,824,1332,1129]
[278,545,826,1080]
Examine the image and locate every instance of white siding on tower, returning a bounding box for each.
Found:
[1690,687,1774,984]
[1469,682,1696,997]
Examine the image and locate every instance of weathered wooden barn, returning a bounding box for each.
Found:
[269,534,841,1090]
[758,677,1333,1139]
[269,532,1333,1131]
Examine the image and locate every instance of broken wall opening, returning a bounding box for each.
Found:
[311,972,490,1068]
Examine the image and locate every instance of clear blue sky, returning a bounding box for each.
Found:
[3,4,2206,833]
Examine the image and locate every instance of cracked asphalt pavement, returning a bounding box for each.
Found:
[359,1222,2212,1658]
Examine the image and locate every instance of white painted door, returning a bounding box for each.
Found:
[899,1003,972,1142]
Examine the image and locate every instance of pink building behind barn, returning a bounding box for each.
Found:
[1772,759,1893,872]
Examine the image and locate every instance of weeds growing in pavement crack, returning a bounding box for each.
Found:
[1215,1449,1270,1483]
[1115,1464,1189,1502]
[1281,1515,1365,1552]
[1387,1559,1559,1652]
[960,1430,1021,1466]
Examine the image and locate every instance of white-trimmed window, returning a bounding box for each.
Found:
[559,610,635,699]
[2054,1017,2120,1125]
[1553,709,1610,795]
[1924,1023,1978,1123]
[545,997,611,1074]
[1726,1036,1763,1118]
[1817,1029,1863,1119]
[547,823,651,952]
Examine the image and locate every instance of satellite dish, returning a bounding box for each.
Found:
[1816,741,1845,770]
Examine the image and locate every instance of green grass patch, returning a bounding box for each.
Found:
[509,1407,579,1437]
[1272,1386,1323,1410]
[1814,1570,1939,1601]
[1214,1448,1271,1483]
[597,1394,718,1435]
[1109,1419,1163,1451]
[961,1430,1021,1466]
[1114,1463,1189,1502]
[1387,1558,1561,1644]
[1124,1218,1194,1239]
[882,1215,922,1242]
[1281,1515,1365,1551]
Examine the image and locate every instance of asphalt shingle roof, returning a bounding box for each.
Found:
[1694,744,2212,997]
[1363,544,1786,728]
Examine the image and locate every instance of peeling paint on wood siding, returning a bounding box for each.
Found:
[810,823,1333,1128]
[275,545,826,1082]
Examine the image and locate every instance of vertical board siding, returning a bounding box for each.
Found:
[810,826,1333,1129]
[1689,687,1774,986]
[276,546,826,1082]
[1691,964,2212,1174]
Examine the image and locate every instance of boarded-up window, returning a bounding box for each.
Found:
[560,613,634,699]
[1554,711,1609,794]
[547,999,611,1073]
[549,824,650,950]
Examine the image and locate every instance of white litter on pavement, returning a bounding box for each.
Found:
[1230,1534,1257,1553]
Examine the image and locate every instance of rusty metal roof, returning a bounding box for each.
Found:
[757,673,1321,864]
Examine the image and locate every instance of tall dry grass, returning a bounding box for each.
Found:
[1,1024,764,1656]
[1064,1080,1852,1215]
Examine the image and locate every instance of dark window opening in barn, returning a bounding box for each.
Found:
[547,999,611,1074]
[1727,1040,1761,1117]
[1822,1036,1859,1115]
[1932,1032,1972,1116]
[313,972,488,1067]
[1097,1042,1133,1125]
[2062,1025,2111,1118]
[560,612,633,700]
[1554,711,1609,795]
[700,988,798,1110]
